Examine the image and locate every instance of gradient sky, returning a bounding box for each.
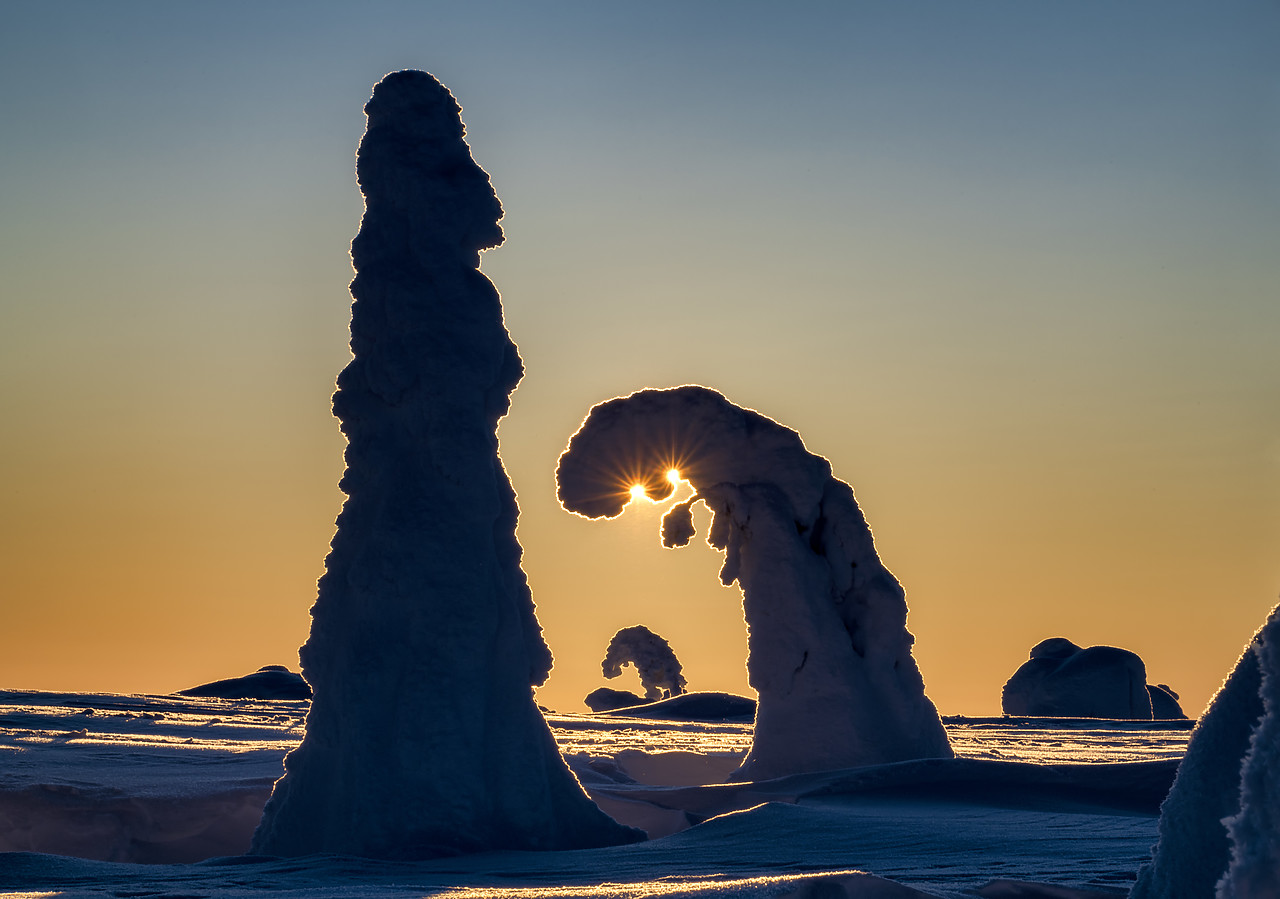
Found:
[2,1,1277,717]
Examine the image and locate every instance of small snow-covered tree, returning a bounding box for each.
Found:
[602,625,688,700]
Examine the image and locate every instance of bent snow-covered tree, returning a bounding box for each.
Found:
[556,385,953,780]
[251,70,641,859]
[602,625,688,701]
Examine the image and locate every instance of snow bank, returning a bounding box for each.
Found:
[601,624,688,701]
[0,783,270,863]
[1130,604,1278,899]
[1002,639,1185,720]
[250,70,641,859]
[612,748,747,787]
[556,385,952,780]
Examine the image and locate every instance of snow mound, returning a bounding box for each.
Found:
[1002,639,1185,720]
[249,70,641,859]
[597,691,758,722]
[177,666,311,701]
[585,686,647,712]
[556,385,952,780]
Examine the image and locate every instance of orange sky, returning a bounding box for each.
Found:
[2,2,1277,719]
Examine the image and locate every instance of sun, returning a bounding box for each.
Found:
[629,484,647,501]
[666,468,681,485]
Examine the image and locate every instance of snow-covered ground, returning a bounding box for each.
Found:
[0,690,1191,897]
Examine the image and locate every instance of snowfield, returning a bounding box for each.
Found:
[0,689,1191,897]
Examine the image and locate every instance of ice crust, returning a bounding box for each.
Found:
[1130,604,1279,899]
[556,385,953,780]
[249,70,640,858]
[1002,639,1185,720]
[601,624,688,701]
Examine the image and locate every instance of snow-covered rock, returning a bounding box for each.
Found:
[250,70,641,859]
[556,385,953,780]
[1130,604,1278,899]
[601,624,688,701]
[1001,638,1185,720]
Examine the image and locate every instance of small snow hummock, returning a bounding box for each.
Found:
[556,385,953,780]
[602,624,688,701]
[1001,638,1186,720]
[1131,603,1279,899]
[250,70,641,859]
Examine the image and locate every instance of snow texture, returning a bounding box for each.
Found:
[1217,605,1280,898]
[1130,605,1276,899]
[250,70,641,858]
[1002,639,1185,720]
[556,385,953,780]
[602,624,689,700]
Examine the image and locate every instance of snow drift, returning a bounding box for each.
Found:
[1130,603,1280,898]
[1002,638,1185,720]
[596,691,758,721]
[250,70,640,859]
[556,385,953,780]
